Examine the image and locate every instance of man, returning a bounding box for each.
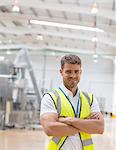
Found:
[40,54,104,150]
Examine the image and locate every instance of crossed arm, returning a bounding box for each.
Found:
[59,112,104,134]
[40,113,79,137]
[40,112,104,137]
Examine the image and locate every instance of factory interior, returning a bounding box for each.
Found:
[0,0,116,150]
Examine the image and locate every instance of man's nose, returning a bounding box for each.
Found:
[70,72,77,78]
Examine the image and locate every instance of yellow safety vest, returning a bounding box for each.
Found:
[45,88,94,150]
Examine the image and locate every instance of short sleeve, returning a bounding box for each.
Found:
[40,93,58,116]
[91,96,100,112]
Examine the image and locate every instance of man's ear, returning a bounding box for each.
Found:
[60,69,62,74]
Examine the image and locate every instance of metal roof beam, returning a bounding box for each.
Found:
[0,26,115,47]
[0,1,115,20]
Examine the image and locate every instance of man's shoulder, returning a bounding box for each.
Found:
[43,88,59,96]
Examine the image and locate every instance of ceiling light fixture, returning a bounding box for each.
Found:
[30,20,104,33]
[12,0,20,12]
[12,5,20,12]
[0,56,5,61]
[36,34,43,40]
[8,40,13,44]
[6,50,12,55]
[93,58,98,63]
[92,36,98,42]
[93,54,98,59]
[91,3,98,14]
[93,50,99,63]
[51,52,56,56]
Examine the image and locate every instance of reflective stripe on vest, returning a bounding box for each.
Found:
[52,137,60,144]
[82,138,93,147]
[82,91,93,107]
[51,90,62,145]
[53,90,62,116]
[82,92,91,105]
[46,89,94,150]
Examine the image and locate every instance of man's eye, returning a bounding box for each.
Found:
[75,70,80,74]
[66,71,71,74]
[75,71,79,73]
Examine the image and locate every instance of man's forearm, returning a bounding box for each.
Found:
[70,118,104,134]
[40,113,79,137]
[44,121,79,137]
[59,116,104,134]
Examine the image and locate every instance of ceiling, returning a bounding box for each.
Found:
[0,0,116,58]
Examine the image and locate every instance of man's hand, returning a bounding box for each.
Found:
[58,117,81,132]
[59,112,101,125]
[58,117,72,125]
[59,117,75,125]
[58,112,104,134]
[40,113,80,137]
[88,112,101,120]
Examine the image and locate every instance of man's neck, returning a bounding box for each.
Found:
[69,88,77,97]
[62,83,78,97]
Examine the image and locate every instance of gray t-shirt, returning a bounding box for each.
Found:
[40,84,100,150]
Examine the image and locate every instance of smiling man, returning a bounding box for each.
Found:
[40,54,104,150]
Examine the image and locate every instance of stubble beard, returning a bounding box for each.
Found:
[64,79,78,90]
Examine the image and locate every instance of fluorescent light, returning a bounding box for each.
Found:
[30,20,104,33]
[93,54,98,58]
[92,37,98,42]
[93,58,98,63]
[0,56,5,61]
[91,3,98,14]
[51,52,56,56]
[93,53,98,63]
[8,40,13,44]
[36,35,43,40]
[12,5,20,12]
[6,50,12,55]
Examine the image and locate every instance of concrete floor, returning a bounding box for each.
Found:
[0,116,116,150]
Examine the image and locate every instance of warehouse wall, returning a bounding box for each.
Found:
[4,53,114,113]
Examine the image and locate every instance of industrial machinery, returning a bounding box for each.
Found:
[0,49,42,129]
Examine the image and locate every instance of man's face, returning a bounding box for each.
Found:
[60,63,82,89]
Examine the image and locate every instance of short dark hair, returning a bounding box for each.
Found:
[61,54,81,69]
